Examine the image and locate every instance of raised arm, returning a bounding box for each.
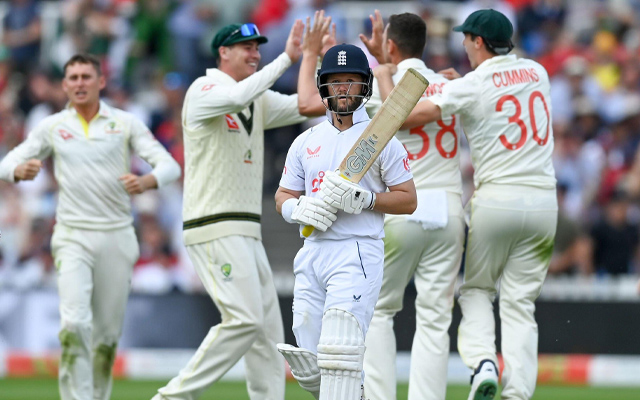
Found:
[298,10,333,116]
[0,122,53,182]
[359,9,385,65]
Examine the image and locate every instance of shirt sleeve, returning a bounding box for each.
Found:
[279,133,307,192]
[0,120,53,182]
[430,75,478,118]
[128,117,181,188]
[262,90,308,130]
[379,137,412,187]
[184,53,293,126]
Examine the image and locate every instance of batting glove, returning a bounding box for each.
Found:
[320,170,376,214]
[282,196,338,232]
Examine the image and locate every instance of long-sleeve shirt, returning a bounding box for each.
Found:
[181,52,307,246]
[0,101,181,230]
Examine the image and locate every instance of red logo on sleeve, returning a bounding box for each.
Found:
[201,84,215,91]
[403,157,411,171]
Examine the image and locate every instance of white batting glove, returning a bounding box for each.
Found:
[282,196,338,232]
[320,170,376,214]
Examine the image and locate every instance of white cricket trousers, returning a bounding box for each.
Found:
[292,238,384,355]
[459,184,557,400]
[364,192,465,400]
[154,236,285,400]
[51,223,139,400]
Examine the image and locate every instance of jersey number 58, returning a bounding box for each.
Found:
[406,115,458,161]
[497,91,550,151]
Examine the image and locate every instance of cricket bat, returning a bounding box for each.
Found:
[302,67,429,237]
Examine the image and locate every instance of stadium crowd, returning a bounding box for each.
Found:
[1,0,640,294]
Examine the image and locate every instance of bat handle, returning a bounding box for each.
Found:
[302,225,315,237]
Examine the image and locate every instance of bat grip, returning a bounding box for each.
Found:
[302,225,315,237]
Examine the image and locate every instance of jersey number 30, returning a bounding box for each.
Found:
[497,91,550,151]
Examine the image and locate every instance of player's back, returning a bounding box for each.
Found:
[369,59,463,194]
[462,55,555,190]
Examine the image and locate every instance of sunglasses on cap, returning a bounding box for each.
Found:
[221,23,261,46]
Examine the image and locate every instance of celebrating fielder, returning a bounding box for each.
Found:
[361,11,465,400]
[152,15,331,400]
[0,54,181,400]
[275,43,416,400]
[377,9,557,400]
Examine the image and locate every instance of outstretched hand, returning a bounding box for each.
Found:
[321,22,337,57]
[302,10,332,57]
[285,19,305,64]
[359,9,385,64]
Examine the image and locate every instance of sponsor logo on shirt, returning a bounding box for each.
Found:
[311,170,325,192]
[104,121,121,134]
[353,294,361,302]
[226,115,240,132]
[59,129,73,140]
[403,157,411,171]
[306,146,321,159]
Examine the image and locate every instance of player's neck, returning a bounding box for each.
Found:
[332,113,353,130]
[73,102,100,122]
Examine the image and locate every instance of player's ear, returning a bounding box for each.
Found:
[387,38,397,56]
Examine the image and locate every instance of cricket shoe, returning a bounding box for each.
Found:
[468,359,498,400]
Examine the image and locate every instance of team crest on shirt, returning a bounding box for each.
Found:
[244,149,253,164]
[59,129,73,140]
[104,121,122,134]
[225,114,240,132]
[306,146,321,159]
[353,294,361,302]
[221,263,233,281]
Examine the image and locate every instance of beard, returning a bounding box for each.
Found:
[328,95,364,114]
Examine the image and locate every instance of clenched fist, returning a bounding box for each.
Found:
[14,159,42,181]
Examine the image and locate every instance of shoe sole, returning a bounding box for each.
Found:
[473,379,497,400]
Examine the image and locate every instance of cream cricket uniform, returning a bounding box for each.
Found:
[363,59,465,400]
[155,53,307,400]
[0,101,181,400]
[430,55,557,400]
[279,107,412,365]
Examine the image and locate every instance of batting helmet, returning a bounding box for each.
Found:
[317,44,373,114]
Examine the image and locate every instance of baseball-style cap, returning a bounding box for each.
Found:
[211,23,268,57]
[453,9,513,44]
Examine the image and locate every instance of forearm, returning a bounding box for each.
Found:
[275,187,301,214]
[372,189,417,214]
[140,173,158,190]
[400,101,442,130]
[298,52,325,116]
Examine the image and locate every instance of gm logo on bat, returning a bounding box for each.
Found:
[344,135,379,178]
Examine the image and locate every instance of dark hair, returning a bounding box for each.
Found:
[63,54,102,76]
[469,33,512,56]
[387,13,426,58]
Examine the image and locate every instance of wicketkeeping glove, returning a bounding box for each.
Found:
[320,170,376,214]
[282,196,338,232]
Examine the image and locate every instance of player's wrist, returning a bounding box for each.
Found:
[281,197,298,224]
[366,192,376,210]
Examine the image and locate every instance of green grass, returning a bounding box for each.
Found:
[0,378,638,399]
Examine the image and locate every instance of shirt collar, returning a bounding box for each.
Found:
[397,58,432,74]
[65,100,112,118]
[326,105,370,127]
[206,68,238,83]
[476,54,517,71]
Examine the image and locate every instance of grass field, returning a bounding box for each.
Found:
[0,378,639,400]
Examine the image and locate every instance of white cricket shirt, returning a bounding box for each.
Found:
[0,101,181,230]
[280,107,413,241]
[430,55,556,189]
[181,53,307,245]
[367,58,463,195]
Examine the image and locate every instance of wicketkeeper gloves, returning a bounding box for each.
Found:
[282,196,338,232]
[320,170,376,214]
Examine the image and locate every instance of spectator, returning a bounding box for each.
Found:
[2,0,41,73]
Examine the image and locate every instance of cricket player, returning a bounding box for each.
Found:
[275,43,417,400]
[152,16,331,400]
[360,11,465,400]
[0,53,181,400]
[376,9,557,400]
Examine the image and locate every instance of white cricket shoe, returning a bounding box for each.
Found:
[468,359,498,400]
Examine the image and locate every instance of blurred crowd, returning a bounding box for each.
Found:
[1,0,640,294]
